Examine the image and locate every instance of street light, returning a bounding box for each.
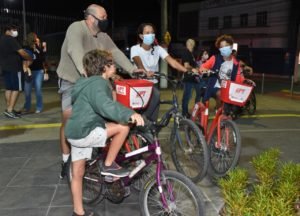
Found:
[22,0,26,39]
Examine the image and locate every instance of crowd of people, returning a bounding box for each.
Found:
[0,25,48,118]
[0,3,252,216]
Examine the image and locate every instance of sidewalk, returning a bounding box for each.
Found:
[1,81,300,216]
[0,85,223,215]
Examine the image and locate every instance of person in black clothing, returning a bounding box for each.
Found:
[181,39,206,118]
[0,24,32,119]
[23,32,47,113]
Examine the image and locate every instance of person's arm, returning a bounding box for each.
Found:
[132,56,146,71]
[23,60,32,75]
[17,49,32,61]
[165,55,187,73]
[199,55,215,73]
[131,55,155,77]
[183,62,193,70]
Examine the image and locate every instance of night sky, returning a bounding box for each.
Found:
[1,0,162,27]
[1,0,199,27]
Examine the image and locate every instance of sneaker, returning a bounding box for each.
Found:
[35,110,41,114]
[3,110,20,119]
[72,209,98,216]
[21,109,31,115]
[13,110,22,117]
[60,161,68,179]
[100,161,129,177]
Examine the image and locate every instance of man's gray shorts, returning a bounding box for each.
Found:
[68,127,107,161]
[58,79,74,111]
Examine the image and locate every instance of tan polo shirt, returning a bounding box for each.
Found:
[57,20,135,83]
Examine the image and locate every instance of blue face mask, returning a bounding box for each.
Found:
[219,46,232,57]
[143,33,155,45]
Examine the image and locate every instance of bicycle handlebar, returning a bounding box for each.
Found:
[132,72,179,86]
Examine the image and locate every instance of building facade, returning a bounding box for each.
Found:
[178,0,295,75]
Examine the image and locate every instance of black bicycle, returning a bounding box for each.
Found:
[134,72,209,183]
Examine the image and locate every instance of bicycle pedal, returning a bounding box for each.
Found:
[104,175,120,182]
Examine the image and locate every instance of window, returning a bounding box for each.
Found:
[208,17,218,30]
[223,16,232,28]
[256,11,267,26]
[240,13,248,27]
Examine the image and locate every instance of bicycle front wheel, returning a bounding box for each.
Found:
[208,119,241,178]
[66,155,104,205]
[139,170,205,216]
[170,118,209,183]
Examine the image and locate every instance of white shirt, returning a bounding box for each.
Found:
[214,59,233,88]
[130,44,169,72]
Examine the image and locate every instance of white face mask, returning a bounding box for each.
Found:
[11,30,18,38]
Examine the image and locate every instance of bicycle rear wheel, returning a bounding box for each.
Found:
[245,91,256,115]
[170,118,209,183]
[208,119,241,178]
[139,170,205,216]
[66,155,104,205]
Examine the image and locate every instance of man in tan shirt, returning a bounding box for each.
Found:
[57,4,143,180]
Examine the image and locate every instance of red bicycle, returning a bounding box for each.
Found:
[191,71,253,179]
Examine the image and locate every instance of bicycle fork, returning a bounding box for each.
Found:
[152,135,175,211]
[216,114,230,150]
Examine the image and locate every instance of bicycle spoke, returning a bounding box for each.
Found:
[171,119,208,183]
[140,171,204,215]
[209,120,241,177]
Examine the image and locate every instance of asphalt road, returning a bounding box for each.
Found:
[0,78,300,216]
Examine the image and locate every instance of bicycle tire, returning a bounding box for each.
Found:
[66,155,104,205]
[245,91,256,115]
[139,170,205,216]
[208,119,241,178]
[170,118,209,183]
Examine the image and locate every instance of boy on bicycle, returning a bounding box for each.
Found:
[199,34,245,109]
[65,49,144,216]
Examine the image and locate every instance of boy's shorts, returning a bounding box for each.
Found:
[68,127,107,162]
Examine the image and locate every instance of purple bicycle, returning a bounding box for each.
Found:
[66,120,205,215]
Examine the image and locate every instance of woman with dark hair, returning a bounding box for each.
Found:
[130,23,193,121]
[23,32,47,113]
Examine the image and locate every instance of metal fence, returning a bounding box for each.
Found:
[0,8,75,56]
[0,8,76,75]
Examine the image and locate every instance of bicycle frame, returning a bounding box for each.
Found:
[193,100,231,149]
[92,129,171,208]
[156,95,181,133]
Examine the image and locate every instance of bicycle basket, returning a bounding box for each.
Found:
[115,79,153,110]
[220,80,253,106]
